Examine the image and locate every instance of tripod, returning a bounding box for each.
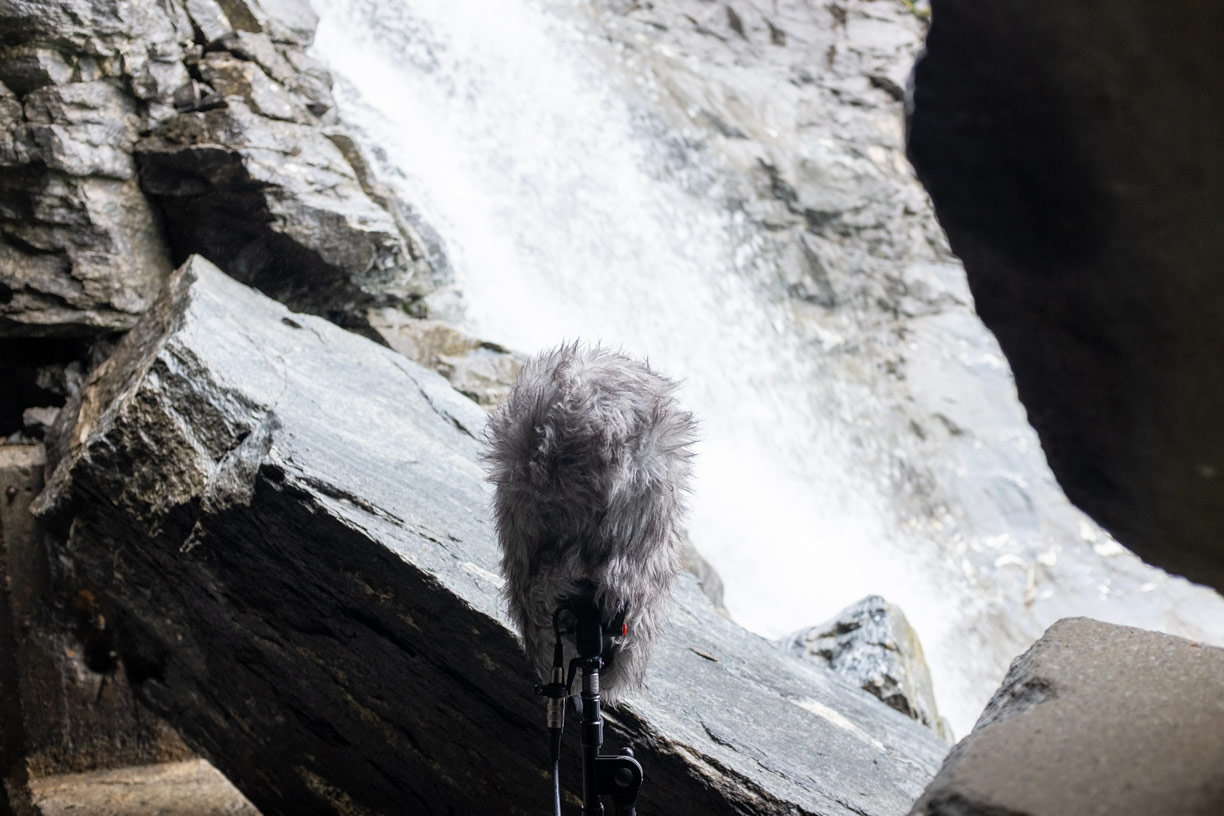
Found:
[537,596,643,815]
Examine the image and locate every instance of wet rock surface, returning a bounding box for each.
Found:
[787,596,947,740]
[0,0,432,340]
[36,256,947,816]
[907,0,1224,592]
[0,0,184,337]
[908,618,1224,816]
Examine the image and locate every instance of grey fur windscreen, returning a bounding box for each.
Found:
[483,343,698,703]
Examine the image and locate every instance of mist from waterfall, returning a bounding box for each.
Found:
[312,0,1224,735]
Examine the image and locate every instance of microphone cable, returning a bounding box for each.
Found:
[551,728,562,816]
[544,607,568,816]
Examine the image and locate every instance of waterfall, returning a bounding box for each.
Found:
[312,0,1224,735]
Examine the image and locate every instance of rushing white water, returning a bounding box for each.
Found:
[312,0,1224,735]
[312,0,922,617]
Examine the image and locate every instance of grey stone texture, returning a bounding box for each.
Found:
[364,309,525,408]
[35,255,948,815]
[907,0,1224,592]
[787,596,948,740]
[908,618,1224,816]
[0,0,432,338]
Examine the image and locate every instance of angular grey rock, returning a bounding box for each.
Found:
[37,255,947,815]
[680,537,728,615]
[33,360,83,400]
[366,308,525,407]
[908,618,1224,815]
[0,0,187,338]
[186,0,318,47]
[136,101,427,320]
[907,0,1224,591]
[183,0,236,45]
[20,406,58,438]
[787,596,948,740]
[248,0,319,45]
[225,30,331,117]
[1,74,170,336]
[22,81,140,179]
[0,46,74,96]
[196,52,307,122]
[0,0,189,51]
[0,0,428,339]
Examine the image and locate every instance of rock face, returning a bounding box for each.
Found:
[135,99,429,321]
[907,0,1224,592]
[0,445,189,788]
[35,255,947,816]
[0,0,433,339]
[908,618,1224,815]
[787,596,947,740]
[0,75,167,336]
[366,308,525,408]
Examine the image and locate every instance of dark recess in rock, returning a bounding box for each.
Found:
[907,0,1224,591]
[0,339,91,438]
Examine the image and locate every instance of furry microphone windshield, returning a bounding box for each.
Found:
[484,343,698,704]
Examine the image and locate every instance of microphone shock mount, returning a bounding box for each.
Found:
[536,597,643,815]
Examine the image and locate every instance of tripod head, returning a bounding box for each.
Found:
[537,591,643,816]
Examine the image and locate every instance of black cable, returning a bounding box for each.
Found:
[551,606,566,816]
[551,729,563,816]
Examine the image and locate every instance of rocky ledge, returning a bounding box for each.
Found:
[908,618,1224,815]
[0,0,435,340]
[34,256,947,815]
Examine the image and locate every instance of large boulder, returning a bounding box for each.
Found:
[906,0,1224,591]
[35,256,948,815]
[908,618,1224,815]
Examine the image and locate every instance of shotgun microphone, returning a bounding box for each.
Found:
[484,342,698,703]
